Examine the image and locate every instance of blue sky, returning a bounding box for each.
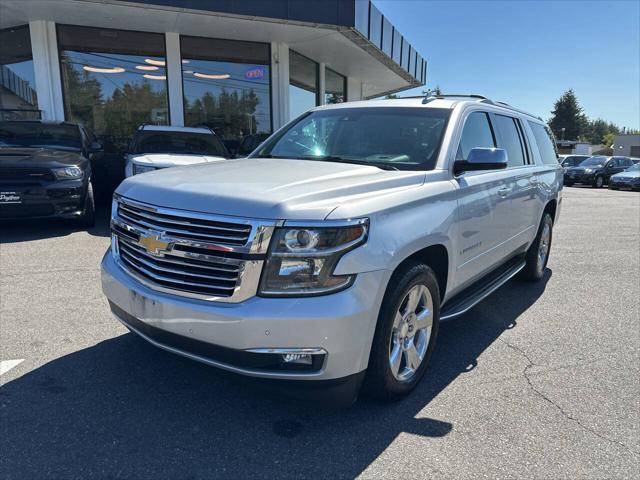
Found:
[376,0,640,129]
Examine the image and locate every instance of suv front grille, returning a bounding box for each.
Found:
[116,200,252,246]
[111,196,275,302]
[0,167,55,183]
[117,236,241,297]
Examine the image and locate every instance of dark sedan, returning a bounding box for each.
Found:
[0,121,100,226]
[564,156,635,188]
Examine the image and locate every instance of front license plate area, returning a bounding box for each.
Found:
[0,191,22,204]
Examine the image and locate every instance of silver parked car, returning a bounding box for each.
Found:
[101,95,563,403]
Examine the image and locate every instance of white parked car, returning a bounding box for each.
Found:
[102,95,563,404]
[124,125,229,177]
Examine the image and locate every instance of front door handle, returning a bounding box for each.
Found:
[498,187,511,198]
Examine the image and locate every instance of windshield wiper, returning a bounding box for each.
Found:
[300,155,399,171]
[254,154,290,159]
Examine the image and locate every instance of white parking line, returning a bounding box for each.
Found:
[0,359,24,376]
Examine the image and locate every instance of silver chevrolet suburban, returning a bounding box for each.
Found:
[101,95,562,403]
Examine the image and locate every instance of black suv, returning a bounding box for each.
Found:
[0,120,101,226]
[564,156,635,188]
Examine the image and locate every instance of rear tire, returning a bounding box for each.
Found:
[363,263,440,401]
[77,182,96,228]
[520,212,553,281]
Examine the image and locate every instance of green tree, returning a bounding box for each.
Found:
[602,132,616,148]
[548,89,587,141]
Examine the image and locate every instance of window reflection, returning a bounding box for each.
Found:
[289,50,318,120]
[325,68,346,105]
[181,36,271,156]
[58,25,168,152]
[0,26,38,120]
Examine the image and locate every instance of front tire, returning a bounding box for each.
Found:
[593,175,604,188]
[520,212,553,281]
[364,263,440,401]
[77,182,96,228]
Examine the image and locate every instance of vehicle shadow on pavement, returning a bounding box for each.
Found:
[0,205,110,243]
[0,271,551,478]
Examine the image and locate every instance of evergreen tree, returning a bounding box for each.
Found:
[548,89,587,141]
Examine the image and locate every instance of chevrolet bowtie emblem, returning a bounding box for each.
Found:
[138,231,171,255]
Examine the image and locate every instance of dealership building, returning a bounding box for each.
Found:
[0,0,426,159]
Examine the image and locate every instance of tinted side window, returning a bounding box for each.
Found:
[528,121,558,165]
[493,115,526,167]
[456,112,495,160]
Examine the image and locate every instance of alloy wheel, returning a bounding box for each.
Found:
[537,221,551,271]
[388,284,433,382]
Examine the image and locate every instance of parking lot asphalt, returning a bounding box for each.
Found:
[1,187,639,479]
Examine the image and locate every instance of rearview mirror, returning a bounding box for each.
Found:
[454,148,508,175]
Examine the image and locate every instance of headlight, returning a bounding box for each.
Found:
[583,168,593,173]
[133,164,156,175]
[53,166,83,179]
[259,220,368,296]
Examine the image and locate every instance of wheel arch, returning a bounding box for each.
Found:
[391,244,449,302]
[544,198,557,222]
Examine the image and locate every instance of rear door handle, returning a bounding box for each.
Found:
[498,187,511,198]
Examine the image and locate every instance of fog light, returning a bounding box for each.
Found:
[281,353,313,365]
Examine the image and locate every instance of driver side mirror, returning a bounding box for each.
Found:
[454,148,508,175]
[88,141,103,154]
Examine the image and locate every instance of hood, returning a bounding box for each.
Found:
[130,153,227,168]
[612,170,640,179]
[568,165,601,173]
[0,147,84,168]
[116,158,425,220]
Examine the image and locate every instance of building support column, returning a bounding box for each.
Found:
[318,63,326,106]
[347,77,363,102]
[29,20,64,121]
[165,32,184,127]
[270,42,289,129]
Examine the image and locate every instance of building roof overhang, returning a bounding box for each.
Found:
[0,0,426,98]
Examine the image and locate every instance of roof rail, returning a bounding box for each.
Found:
[387,94,543,119]
[494,101,542,120]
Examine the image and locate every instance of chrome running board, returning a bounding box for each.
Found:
[440,256,526,321]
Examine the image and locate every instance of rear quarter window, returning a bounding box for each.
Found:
[528,122,558,165]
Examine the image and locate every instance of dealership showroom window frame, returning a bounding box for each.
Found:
[56,24,170,152]
[3,22,353,143]
[179,35,273,152]
[0,24,39,120]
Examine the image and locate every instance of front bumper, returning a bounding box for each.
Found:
[101,250,390,381]
[0,179,87,219]
[564,173,594,184]
[609,179,640,190]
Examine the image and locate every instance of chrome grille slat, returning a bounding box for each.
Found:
[117,210,249,244]
[120,255,236,292]
[119,237,240,272]
[119,244,239,283]
[119,203,251,234]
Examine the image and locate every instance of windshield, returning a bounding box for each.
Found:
[252,107,451,171]
[135,131,228,157]
[580,156,607,167]
[0,122,82,150]
[624,164,640,172]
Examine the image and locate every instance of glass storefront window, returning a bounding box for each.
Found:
[181,36,271,155]
[325,68,346,105]
[289,50,318,120]
[0,26,38,120]
[57,25,169,151]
